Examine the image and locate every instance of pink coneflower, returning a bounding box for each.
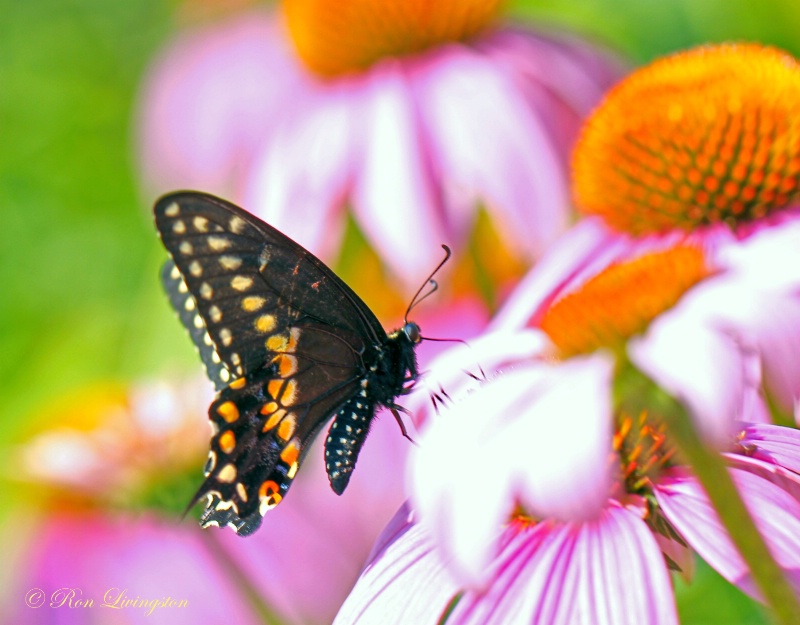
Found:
[137,1,621,283]
[335,43,800,623]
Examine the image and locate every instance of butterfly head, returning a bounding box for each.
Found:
[403,321,421,344]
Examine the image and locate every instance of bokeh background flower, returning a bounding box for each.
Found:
[6,1,800,624]
[136,0,622,284]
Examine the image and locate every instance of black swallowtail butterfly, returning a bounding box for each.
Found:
[154,191,448,536]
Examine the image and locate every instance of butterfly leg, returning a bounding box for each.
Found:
[389,405,417,446]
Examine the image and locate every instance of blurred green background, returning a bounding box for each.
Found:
[3,0,800,622]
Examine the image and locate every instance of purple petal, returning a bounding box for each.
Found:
[350,63,450,285]
[744,294,800,413]
[510,355,615,521]
[243,80,362,262]
[701,219,800,411]
[410,351,615,584]
[491,220,700,332]
[333,504,459,625]
[412,43,568,258]
[477,28,623,163]
[449,505,677,625]
[716,218,800,291]
[655,468,800,598]
[490,218,619,331]
[737,423,800,476]
[408,328,551,429]
[725,452,800,504]
[136,11,303,196]
[629,310,747,447]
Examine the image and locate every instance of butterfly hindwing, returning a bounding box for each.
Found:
[195,367,306,536]
[154,191,423,535]
[161,260,232,389]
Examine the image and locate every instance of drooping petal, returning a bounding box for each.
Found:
[655,468,800,599]
[244,81,362,261]
[350,63,450,285]
[410,348,615,585]
[490,218,620,331]
[409,328,550,429]
[449,505,677,625]
[716,217,800,292]
[136,12,303,196]
[333,504,459,625]
[693,219,800,411]
[477,28,623,163]
[749,295,800,412]
[724,453,800,505]
[629,308,746,447]
[510,354,616,522]
[737,423,800,477]
[412,43,568,259]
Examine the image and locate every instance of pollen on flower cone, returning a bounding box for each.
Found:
[282,0,501,77]
[573,43,800,234]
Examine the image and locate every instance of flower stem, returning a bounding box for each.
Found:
[623,366,800,625]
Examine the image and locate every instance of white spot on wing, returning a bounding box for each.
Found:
[229,216,246,234]
[208,236,231,252]
[220,256,243,271]
[231,275,253,291]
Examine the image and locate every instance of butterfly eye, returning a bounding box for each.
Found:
[403,322,421,344]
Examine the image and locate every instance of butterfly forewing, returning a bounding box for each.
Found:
[154,191,421,535]
[155,193,385,388]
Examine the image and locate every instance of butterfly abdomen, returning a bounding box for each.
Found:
[325,389,375,494]
[323,329,419,493]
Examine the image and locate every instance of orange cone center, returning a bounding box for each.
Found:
[282,0,501,77]
[573,44,800,234]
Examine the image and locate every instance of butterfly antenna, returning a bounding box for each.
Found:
[404,245,452,322]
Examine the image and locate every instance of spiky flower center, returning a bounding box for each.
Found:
[540,246,710,358]
[613,411,676,495]
[573,43,800,234]
[282,0,501,77]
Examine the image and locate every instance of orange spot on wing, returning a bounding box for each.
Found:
[280,440,301,467]
[219,430,236,454]
[217,401,240,423]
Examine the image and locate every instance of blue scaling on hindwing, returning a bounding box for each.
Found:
[325,382,374,495]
